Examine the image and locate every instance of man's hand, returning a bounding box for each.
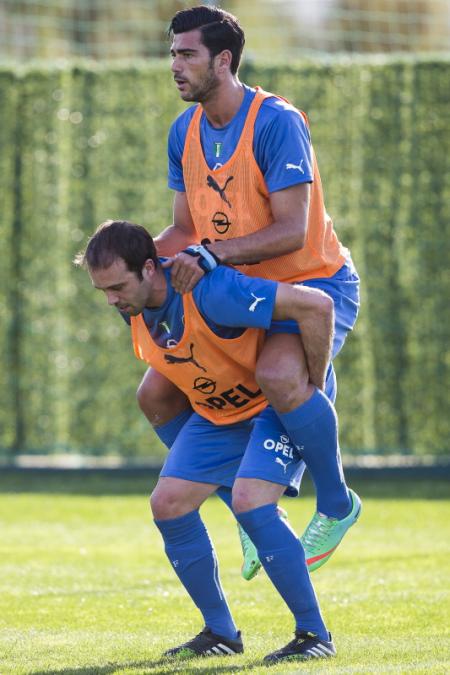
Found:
[162,244,221,294]
[162,252,205,293]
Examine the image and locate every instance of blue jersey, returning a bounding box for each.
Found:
[121,263,278,348]
[168,84,313,194]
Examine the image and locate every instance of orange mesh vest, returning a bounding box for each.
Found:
[182,88,347,282]
[130,293,267,425]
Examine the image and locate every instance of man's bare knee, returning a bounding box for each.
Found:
[255,334,313,410]
[256,361,310,410]
[232,487,257,514]
[150,485,189,520]
[150,478,217,520]
[232,479,284,514]
[136,378,155,411]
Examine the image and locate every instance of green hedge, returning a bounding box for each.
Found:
[1,57,448,459]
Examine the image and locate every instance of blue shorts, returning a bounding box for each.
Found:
[160,407,306,497]
[268,259,360,359]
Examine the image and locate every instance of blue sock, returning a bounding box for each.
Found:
[154,510,237,640]
[277,388,351,519]
[236,504,328,640]
[153,409,192,448]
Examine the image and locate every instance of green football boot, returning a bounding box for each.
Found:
[238,524,261,581]
[238,506,288,581]
[301,488,362,572]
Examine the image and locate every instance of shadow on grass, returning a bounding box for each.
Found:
[0,467,449,499]
[30,656,264,674]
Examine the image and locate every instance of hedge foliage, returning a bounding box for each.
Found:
[1,57,448,459]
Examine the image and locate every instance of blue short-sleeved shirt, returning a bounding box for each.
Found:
[121,263,278,347]
[168,85,313,194]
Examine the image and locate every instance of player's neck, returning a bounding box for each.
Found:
[202,78,245,128]
[145,266,168,309]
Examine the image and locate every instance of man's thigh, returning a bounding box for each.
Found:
[137,367,191,424]
[256,331,309,389]
[267,262,360,359]
[236,406,306,498]
[160,412,252,489]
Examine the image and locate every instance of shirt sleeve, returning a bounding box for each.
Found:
[193,266,278,329]
[254,98,313,193]
[167,119,186,192]
[167,107,198,192]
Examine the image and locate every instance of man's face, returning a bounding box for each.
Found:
[89,257,153,316]
[170,29,219,102]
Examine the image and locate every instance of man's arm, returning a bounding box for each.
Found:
[208,182,310,265]
[156,192,210,293]
[272,282,334,390]
[154,191,199,257]
[165,182,310,293]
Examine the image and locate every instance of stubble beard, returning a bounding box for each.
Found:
[181,63,219,103]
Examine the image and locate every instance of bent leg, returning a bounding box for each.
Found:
[151,477,237,640]
[256,332,312,412]
[151,414,252,639]
[233,475,328,640]
[137,367,192,446]
[232,477,285,513]
[229,476,293,582]
[137,367,191,427]
[256,333,351,519]
[151,476,216,520]
[232,414,328,637]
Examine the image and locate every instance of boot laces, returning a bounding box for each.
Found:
[302,513,336,548]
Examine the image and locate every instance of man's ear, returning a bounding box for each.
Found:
[142,258,156,278]
[215,49,232,73]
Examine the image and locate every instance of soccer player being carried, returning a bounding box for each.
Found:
[137,5,362,579]
[78,219,348,662]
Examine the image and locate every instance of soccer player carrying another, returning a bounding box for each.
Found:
[137,5,361,577]
[77,219,344,663]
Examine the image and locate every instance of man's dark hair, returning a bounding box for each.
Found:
[169,5,245,75]
[74,220,158,280]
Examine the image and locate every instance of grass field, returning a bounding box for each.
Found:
[1,471,449,674]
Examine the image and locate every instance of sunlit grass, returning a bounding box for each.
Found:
[1,474,449,674]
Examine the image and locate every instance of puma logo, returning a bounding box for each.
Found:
[206,174,234,208]
[285,160,304,174]
[275,457,292,474]
[164,343,206,372]
[249,293,266,312]
[159,321,170,334]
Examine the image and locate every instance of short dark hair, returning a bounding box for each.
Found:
[169,5,245,75]
[74,220,158,280]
